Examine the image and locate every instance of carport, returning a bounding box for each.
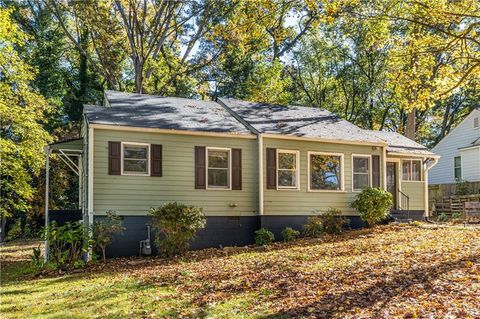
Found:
[44,138,83,260]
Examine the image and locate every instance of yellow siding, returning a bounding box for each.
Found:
[263,138,384,215]
[401,181,425,210]
[93,129,258,216]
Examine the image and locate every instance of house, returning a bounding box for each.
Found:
[46,91,438,257]
[429,108,480,185]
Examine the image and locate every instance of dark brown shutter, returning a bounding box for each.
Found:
[195,146,206,189]
[372,155,381,188]
[150,144,162,177]
[266,148,277,189]
[108,141,121,175]
[232,148,242,190]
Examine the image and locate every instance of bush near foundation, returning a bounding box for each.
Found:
[281,227,300,242]
[303,215,323,238]
[255,228,275,246]
[150,202,206,256]
[317,208,349,234]
[351,188,393,226]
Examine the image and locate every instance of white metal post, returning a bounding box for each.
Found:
[78,155,82,209]
[44,147,50,262]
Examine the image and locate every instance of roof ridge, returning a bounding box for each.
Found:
[216,98,259,135]
[220,96,335,115]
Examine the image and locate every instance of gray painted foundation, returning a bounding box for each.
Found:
[96,215,259,258]
[97,214,369,257]
[391,210,425,221]
[260,215,366,240]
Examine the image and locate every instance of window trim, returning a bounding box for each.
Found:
[276,149,300,190]
[351,154,372,192]
[473,117,479,129]
[401,159,423,182]
[453,155,462,181]
[307,151,345,192]
[206,147,232,190]
[121,142,150,176]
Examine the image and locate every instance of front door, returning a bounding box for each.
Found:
[386,162,397,209]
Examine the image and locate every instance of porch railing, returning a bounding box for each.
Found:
[398,190,410,220]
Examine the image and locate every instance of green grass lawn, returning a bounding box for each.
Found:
[1,224,479,318]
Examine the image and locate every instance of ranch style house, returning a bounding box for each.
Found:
[46,91,438,257]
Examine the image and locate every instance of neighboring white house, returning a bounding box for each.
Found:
[429,108,480,185]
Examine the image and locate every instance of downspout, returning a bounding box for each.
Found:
[215,98,263,217]
[382,146,387,190]
[44,146,51,263]
[423,157,439,218]
[258,134,264,216]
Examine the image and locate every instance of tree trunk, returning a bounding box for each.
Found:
[405,108,416,140]
[0,215,6,242]
[135,58,144,94]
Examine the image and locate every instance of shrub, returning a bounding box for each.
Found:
[303,215,323,238]
[452,212,463,219]
[317,208,348,234]
[255,228,275,246]
[281,227,300,242]
[92,211,125,262]
[455,180,473,195]
[437,212,448,222]
[351,188,393,227]
[150,202,206,256]
[44,221,90,270]
[30,246,44,268]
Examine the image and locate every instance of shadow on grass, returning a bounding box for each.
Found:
[257,253,480,319]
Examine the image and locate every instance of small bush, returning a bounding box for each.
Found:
[455,180,473,195]
[437,212,448,222]
[281,227,300,242]
[150,202,206,257]
[30,246,44,268]
[92,211,125,262]
[44,221,90,270]
[255,228,275,246]
[351,188,393,227]
[317,208,348,234]
[452,212,463,219]
[303,216,323,238]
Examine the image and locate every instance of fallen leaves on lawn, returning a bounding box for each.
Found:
[16,225,480,318]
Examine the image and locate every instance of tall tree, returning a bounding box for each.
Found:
[0,8,51,240]
[370,0,480,139]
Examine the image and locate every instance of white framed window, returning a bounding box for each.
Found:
[454,156,462,181]
[473,117,479,129]
[402,159,422,181]
[308,152,344,191]
[121,142,150,175]
[206,147,231,189]
[352,155,371,191]
[277,150,300,189]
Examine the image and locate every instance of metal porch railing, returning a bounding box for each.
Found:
[398,190,410,220]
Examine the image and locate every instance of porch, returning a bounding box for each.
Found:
[44,138,84,259]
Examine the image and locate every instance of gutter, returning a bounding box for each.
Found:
[216,98,264,216]
[423,157,439,218]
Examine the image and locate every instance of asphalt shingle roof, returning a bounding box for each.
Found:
[218,98,384,145]
[83,91,435,156]
[83,91,251,135]
[367,131,435,156]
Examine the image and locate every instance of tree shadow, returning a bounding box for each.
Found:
[258,253,480,318]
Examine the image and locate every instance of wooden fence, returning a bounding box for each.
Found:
[429,182,480,202]
[429,183,480,215]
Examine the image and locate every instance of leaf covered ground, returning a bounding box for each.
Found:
[1,224,480,318]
